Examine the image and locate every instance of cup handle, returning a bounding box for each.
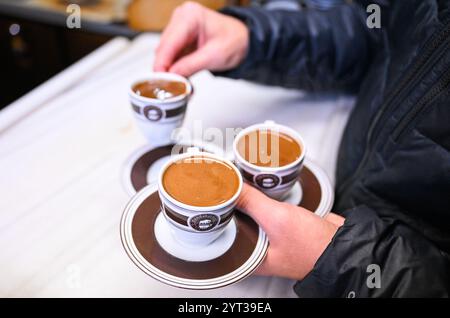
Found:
[187,79,194,100]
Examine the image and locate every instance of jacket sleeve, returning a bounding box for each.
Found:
[294,206,450,297]
[216,3,381,93]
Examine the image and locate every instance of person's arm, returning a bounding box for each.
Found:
[216,3,381,92]
[154,2,382,93]
[294,206,450,297]
[237,185,450,297]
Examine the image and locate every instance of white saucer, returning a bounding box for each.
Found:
[154,213,237,262]
[146,157,171,185]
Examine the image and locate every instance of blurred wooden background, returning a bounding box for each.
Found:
[128,0,250,31]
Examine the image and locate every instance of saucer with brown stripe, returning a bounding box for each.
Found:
[120,183,268,289]
[120,157,333,289]
[122,141,222,196]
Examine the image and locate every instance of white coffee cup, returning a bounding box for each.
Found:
[158,147,243,246]
[233,120,306,200]
[128,72,193,147]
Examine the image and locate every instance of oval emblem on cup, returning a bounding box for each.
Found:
[255,174,280,189]
[143,105,163,122]
[189,214,219,232]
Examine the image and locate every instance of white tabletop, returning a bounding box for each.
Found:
[0,34,355,297]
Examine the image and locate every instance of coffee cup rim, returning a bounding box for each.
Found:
[233,121,307,172]
[158,151,243,211]
[129,72,193,104]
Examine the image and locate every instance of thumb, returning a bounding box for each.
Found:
[236,183,289,236]
[169,42,218,77]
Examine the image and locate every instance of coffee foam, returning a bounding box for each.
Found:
[237,130,301,167]
[162,156,239,207]
[133,79,186,100]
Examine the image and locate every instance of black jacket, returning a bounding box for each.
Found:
[219,0,450,297]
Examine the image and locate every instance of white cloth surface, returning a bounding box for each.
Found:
[0,34,355,297]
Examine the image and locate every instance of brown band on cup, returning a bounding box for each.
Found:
[165,104,187,117]
[163,204,233,229]
[281,170,300,184]
[239,168,299,186]
[131,102,187,122]
[219,210,234,225]
[162,204,188,226]
[240,168,255,183]
[132,104,141,114]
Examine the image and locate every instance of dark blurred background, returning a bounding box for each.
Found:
[0,0,343,109]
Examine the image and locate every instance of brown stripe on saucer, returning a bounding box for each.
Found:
[299,167,321,212]
[130,144,174,191]
[131,192,259,279]
[130,143,215,193]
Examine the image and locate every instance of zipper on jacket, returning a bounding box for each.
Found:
[392,67,450,141]
[336,20,450,198]
[370,40,450,143]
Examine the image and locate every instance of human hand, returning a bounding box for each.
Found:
[154,1,249,77]
[237,183,345,280]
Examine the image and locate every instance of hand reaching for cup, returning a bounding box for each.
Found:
[154,1,249,77]
[237,183,345,280]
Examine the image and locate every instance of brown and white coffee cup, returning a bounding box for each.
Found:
[157,147,243,246]
[233,120,306,200]
[128,72,193,147]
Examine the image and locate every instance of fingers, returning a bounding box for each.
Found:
[238,184,342,280]
[154,2,248,76]
[153,5,199,72]
[169,42,219,77]
[324,212,345,227]
[236,184,287,234]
